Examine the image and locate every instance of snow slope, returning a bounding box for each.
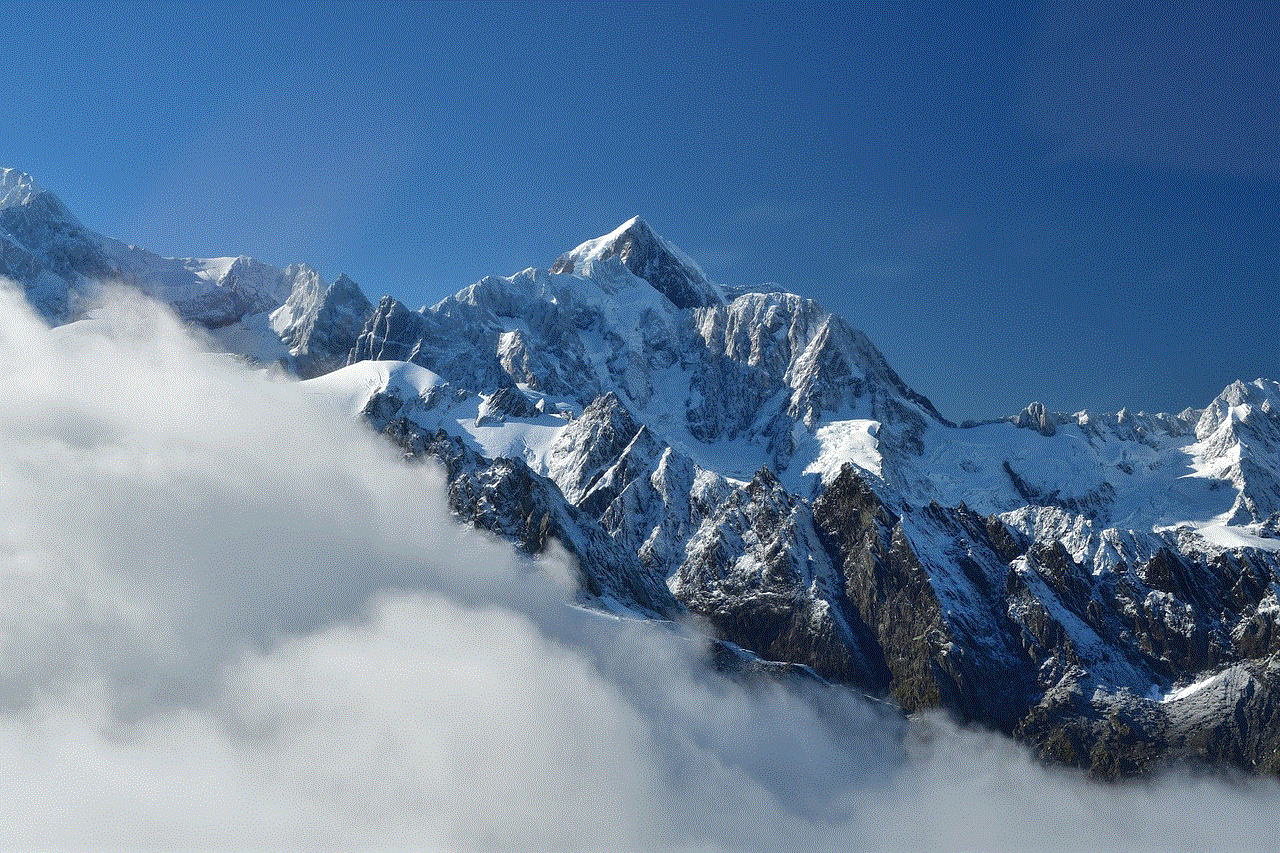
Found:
[0,167,373,374]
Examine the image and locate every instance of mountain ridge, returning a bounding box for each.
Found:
[4,165,1279,778]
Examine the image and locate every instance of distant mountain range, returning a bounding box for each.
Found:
[5,166,1278,777]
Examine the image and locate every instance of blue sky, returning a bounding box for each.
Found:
[3,1,1276,421]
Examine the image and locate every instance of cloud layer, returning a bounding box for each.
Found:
[0,284,1276,851]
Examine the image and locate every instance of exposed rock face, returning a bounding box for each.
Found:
[674,466,893,691]
[351,295,518,394]
[380,415,678,619]
[684,292,951,459]
[1020,657,1280,778]
[1012,402,1058,437]
[545,393,650,505]
[0,169,115,318]
[476,386,538,425]
[813,467,1037,728]
[1193,379,1280,523]
[270,270,372,378]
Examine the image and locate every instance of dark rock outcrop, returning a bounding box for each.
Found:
[381,417,678,619]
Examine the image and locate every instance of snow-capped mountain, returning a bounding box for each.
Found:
[5,166,1278,778]
[333,217,1280,778]
[0,167,366,373]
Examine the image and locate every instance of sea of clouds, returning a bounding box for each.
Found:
[0,283,1276,851]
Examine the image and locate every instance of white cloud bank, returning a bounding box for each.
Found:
[0,284,1276,851]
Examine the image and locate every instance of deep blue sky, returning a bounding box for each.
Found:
[3,1,1276,421]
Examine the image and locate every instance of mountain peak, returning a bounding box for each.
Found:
[571,215,659,253]
[1011,401,1059,436]
[616,214,651,237]
[0,167,43,207]
[550,217,724,310]
[0,167,81,226]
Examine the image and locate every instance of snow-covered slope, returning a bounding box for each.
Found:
[0,166,371,372]
[268,270,373,377]
[1,167,116,318]
[350,233,949,488]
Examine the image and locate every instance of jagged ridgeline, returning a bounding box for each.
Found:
[6,167,1280,778]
